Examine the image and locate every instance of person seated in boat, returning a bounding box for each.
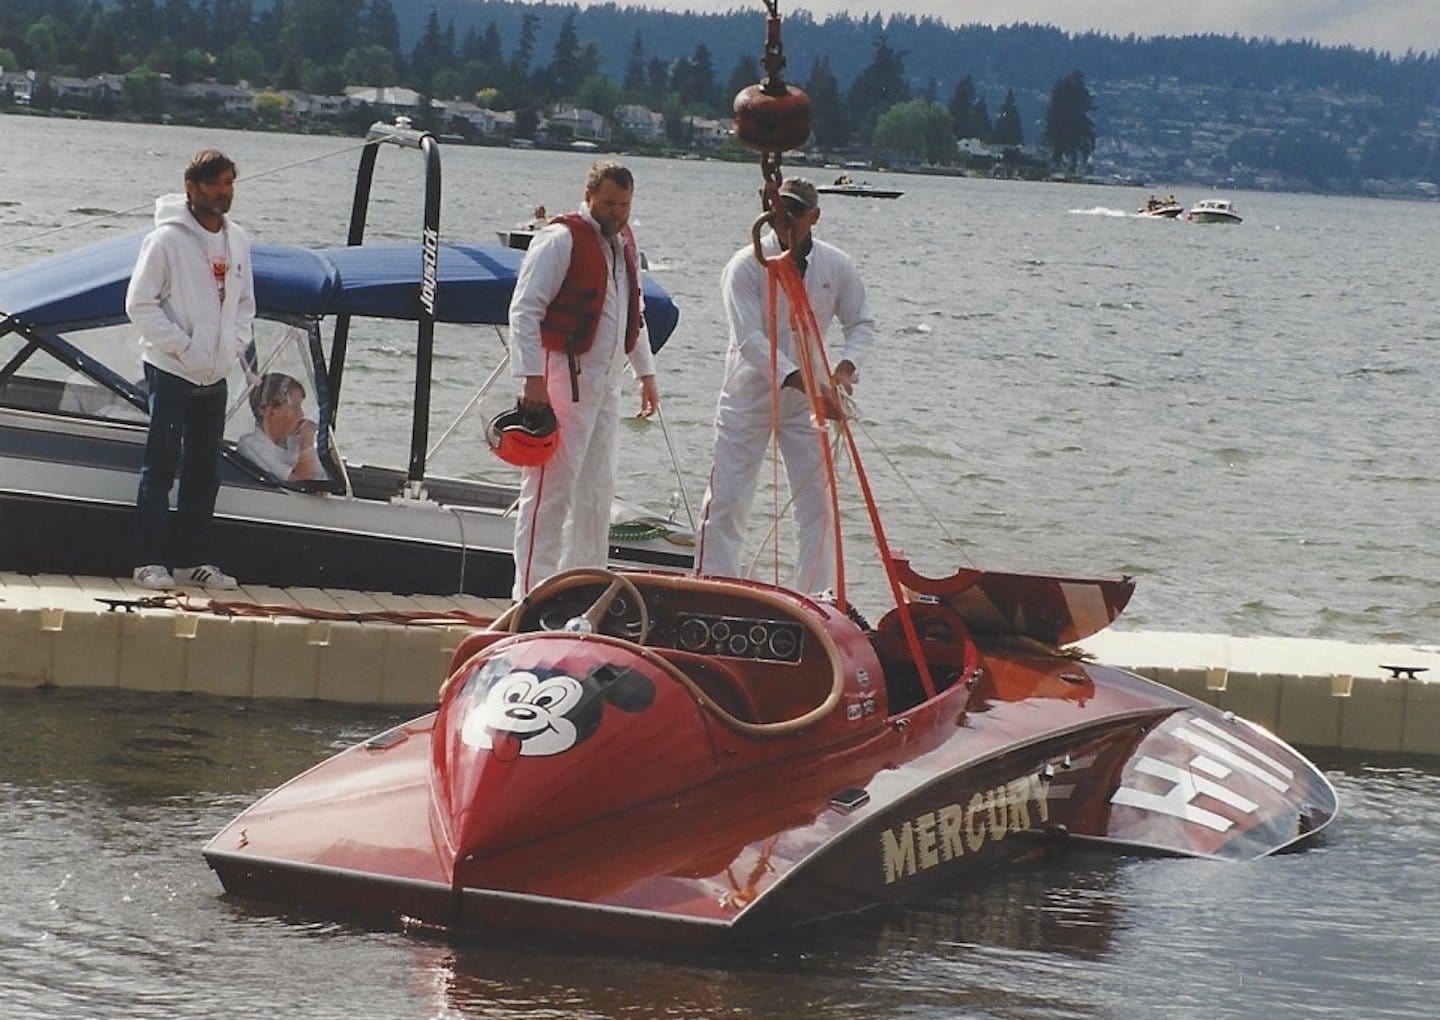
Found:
[834,173,853,186]
[1145,194,1159,211]
[525,204,548,230]
[238,372,326,482]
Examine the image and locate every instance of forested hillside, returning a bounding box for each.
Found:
[3,0,1437,192]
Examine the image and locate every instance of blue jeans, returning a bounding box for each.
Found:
[134,362,227,568]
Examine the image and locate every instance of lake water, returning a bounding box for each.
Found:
[1,116,1437,1018]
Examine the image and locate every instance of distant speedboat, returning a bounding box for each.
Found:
[1138,197,1184,218]
[816,180,904,199]
[500,221,651,269]
[495,226,538,250]
[1186,198,1243,224]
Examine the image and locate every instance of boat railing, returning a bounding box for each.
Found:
[330,118,444,492]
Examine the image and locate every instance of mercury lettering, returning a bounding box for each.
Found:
[881,774,1051,884]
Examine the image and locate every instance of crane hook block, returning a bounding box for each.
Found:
[733,82,812,153]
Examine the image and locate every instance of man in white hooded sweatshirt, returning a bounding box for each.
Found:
[126,149,255,590]
[695,177,876,593]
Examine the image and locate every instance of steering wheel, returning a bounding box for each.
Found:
[507,567,651,645]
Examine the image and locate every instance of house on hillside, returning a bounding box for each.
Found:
[344,85,425,121]
[282,92,348,118]
[614,104,664,141]
[547,107,609,143]
[444,100,513,139]
[685,115,731,149]
[177,81,257,115]
[1,69,38,105]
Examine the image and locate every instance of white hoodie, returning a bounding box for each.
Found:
[125,193,256,387]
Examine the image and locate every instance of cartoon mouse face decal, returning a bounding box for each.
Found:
[457,656,656,761]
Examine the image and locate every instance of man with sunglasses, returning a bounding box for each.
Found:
[694,177,876,593]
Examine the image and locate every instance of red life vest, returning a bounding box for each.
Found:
[539,213,641,358]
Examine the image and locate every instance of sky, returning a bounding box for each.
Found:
[609,1,1440,57]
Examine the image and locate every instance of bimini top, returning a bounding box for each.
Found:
[0,232,680,351]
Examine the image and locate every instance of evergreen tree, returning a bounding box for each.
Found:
[476,21,503,68]
[279,0,358,71]
[949,75,983,139]
[508,12,538,79]
[845,35,910,144]
[546,12,582,101]
[1041,70,1096,170]
[409,7,448,91]
[725,53,759,106]
[357,0,400,53]
[972,96,992,141]
[646,56,669,107]
[622,32,647,102]
[992,88,1024,146]
[805,56,848,148]
[687,43,717,110]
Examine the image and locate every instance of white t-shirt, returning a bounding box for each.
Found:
[202,227,229,303]
[238,428,312,481]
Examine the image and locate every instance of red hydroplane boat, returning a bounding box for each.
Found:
[204,561,1336,946]
[204,16,1336,939]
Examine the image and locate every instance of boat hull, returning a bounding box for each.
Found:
[816,185,904,199]
[0,408,692,595]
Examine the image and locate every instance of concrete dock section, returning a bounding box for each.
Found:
[3,573,1436,756]
[0,572,505,707]
[1079,629,1439,757]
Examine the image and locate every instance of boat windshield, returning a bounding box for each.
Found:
[0,313,339,488]
[0,321,148,422]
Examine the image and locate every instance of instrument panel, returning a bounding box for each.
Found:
[673,612,805,663]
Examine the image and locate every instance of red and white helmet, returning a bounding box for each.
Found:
[486,401,559,467]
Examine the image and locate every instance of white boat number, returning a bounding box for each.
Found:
[1110,716,1294,833]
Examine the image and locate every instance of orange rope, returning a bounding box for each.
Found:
[767,253,846,609]
[173,593,495,628]
[763,250,937,699]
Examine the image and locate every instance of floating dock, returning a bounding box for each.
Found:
[0,572,505,707]
[2,573,1436,756]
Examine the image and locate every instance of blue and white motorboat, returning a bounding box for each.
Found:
[0,122,688,596]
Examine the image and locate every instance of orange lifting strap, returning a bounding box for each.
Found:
[732,1,937,699]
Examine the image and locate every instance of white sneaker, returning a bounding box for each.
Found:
[133,564,175,590]
[175,564,238,590]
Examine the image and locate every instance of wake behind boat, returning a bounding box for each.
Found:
[0,122,689,597]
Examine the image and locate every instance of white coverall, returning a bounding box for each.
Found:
[506,207,655,600]
[695,232,876,592]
